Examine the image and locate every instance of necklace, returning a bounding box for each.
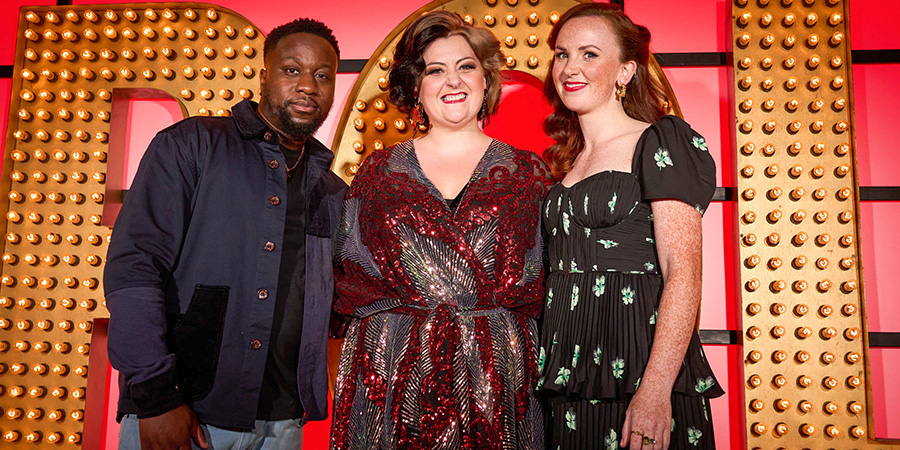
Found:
[285,147,304,179]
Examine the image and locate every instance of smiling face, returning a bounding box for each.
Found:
[551,16,634,116]
[258,32,337,140]
[418,35,486,131]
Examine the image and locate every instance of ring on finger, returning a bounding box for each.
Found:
[641,436,657,445]
[632,430,644,437]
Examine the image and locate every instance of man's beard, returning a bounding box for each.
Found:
[260,90,330,141]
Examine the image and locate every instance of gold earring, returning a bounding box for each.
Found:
[615,83,627,99]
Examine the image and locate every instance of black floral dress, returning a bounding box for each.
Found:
[538,116,724,449]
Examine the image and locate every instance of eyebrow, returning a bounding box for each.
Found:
[554,45,602,52]
[425,56,478,67]
[281,56,335,70]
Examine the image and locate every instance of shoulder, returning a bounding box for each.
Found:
[159,115,236,138]
[494,140,554,185]
[644,115,707,148]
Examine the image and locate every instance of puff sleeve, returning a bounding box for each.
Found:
[636,115,717,215]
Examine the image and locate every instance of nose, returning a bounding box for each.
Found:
[445,69,462,87]
[294,72,317,94]
[561,58,579,76]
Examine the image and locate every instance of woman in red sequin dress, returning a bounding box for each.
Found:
[330,11,552,449]
[536,4,723,450]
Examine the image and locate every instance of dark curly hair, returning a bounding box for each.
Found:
[388,10,504,129]
[543,3,668,179]
[264,17,340,61]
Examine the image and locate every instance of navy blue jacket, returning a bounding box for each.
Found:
[104,99,347,429]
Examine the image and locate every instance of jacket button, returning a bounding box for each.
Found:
[257,289,268,300]
[268,159,279,169]
[264,241,275,251]
[269,196,281,206]
[250,339,262,350]
[263,131,274,142]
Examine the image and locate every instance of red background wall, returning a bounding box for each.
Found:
[2,0,898,448]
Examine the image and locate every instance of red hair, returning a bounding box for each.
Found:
[542,3,668,179]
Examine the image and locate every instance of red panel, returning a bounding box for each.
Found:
[317,73,359,148]
[704,345,746,450]
[851,63,900,187]
[122,99,184,188]
[700,202,739,331]
[859,202,900,334]
[626,0,730,53]
[0,0,57,66]
[1,77,10,176]
[483,70,555,155]
[849,0,900,50]
[663,66,734,188]
[71,0,432,59]
[868,348,900,439]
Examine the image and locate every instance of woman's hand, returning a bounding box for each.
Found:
[620,384,671,449]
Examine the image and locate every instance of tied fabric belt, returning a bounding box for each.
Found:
[357,302,509,448]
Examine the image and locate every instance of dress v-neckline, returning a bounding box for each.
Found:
[409,138,498,213]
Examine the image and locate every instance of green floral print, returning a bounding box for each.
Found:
[692,136,708,151]
[611,358,625,379]
[593,346,602,365]
[655,148,674,170]
[584,194,589,214]
[571,344,581,368]
[604,429,618,450]
[608,192,617,213]
[649,309,658,325]
[644,261,655,271]
[570,285,580,311]
[687,427,702,446]
[695,376,716,394]
[593,275,606,297]
[562,211,570,235]
[565,408,576,431]
[538,347,546,372]
[570,259,581,273]
[546,288,553,308]
[621,286,635,305]
[555,367,571,386]
[598,239,619,249]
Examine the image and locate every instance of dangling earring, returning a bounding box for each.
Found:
[615,82,627,99]
[411,99,428,130]
[480,92,489,128]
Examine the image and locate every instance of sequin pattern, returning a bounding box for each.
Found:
[331,140,552,449]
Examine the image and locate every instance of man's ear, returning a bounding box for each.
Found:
[259,67,268,88]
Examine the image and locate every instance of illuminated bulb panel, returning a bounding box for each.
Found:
[1,4,262,448]
[328,0,681,184]
[732,0,892,448]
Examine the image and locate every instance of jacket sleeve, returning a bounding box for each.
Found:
[104,126,198,418]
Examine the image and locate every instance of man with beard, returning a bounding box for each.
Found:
[104,18,347,450]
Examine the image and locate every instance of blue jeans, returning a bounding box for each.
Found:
[119,414,304,450]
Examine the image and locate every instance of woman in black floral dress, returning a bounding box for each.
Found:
[537,4,723,449]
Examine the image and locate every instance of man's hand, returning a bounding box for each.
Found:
[139,405,208,450]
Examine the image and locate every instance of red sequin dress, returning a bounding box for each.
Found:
[331,139,552,450]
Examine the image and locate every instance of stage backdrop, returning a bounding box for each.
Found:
[0,0,898,449]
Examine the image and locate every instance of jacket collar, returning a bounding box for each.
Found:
[232,99,270,138]
[232,98,335,166]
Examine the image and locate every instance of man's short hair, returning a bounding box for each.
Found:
[264,18,340,61]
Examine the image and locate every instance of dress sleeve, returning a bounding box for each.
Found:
[332,150,388,318]
[636,115,717,215]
